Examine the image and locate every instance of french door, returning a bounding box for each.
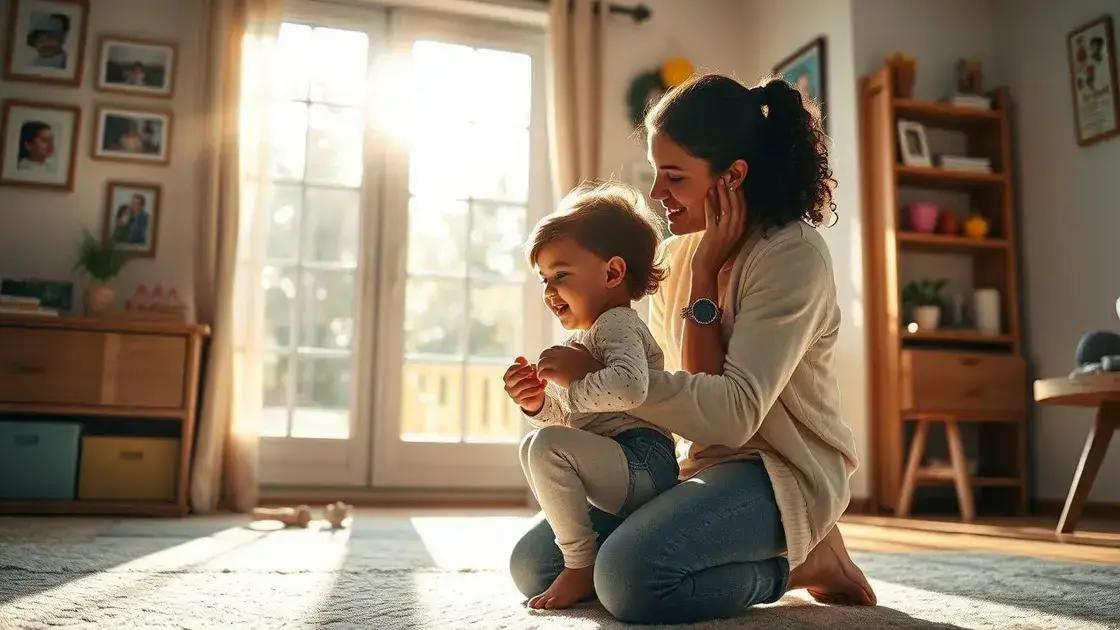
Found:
[253,1,549,488]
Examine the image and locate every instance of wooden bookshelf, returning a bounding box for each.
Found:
[860,65,1027,521]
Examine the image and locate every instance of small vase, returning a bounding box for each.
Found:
[906,202,939,233]
[914,305,941,331]
[86,283,116,317]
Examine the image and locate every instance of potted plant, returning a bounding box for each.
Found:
[902,279,948,331]
[74,230,129,316]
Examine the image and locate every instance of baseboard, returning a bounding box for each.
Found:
[1032,499,1120,519]
[260,486,530,509]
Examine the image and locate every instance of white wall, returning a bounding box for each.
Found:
[742,0,870,499]
[0,0,204,314]
[991,0,1120,502]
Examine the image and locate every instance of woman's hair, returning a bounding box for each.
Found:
[18,121,50,160]
[526,182,667,300]
[644,73,836,230]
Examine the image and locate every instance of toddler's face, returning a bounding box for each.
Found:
[534,237,612,330]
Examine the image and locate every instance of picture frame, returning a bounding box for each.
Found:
[1067,15,1120,146]
[897,120,932,167]
[0,99,80,190]
[95,36,177,98]
[3,0,88,86]
[92,106,173,164]
[773,36,828,132]
[103,181,161,258]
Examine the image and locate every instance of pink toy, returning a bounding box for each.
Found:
[906,202,939,233]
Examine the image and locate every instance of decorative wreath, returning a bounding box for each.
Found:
[627,58,694,126]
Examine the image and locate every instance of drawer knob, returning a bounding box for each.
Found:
[120,451,144,461]
[958,357,981,367]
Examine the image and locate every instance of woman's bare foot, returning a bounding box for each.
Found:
[527,566,595,610]
[788,525,876,606]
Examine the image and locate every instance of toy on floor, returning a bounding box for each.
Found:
[251,505,311,528]
[324,501,352,529]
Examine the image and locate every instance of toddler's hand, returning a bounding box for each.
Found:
[503,356,545,415]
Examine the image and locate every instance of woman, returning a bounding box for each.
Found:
[17,121,56,172]
[509,74,875,624]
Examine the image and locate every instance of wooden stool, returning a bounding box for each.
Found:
[1034,374,1120,533]
[897,417,976,521]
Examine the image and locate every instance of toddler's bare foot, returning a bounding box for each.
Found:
[527,566,595,610]
[788,525,876,606]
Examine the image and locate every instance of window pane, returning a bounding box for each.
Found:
[276,23,312,101]
[262,265,296,349]
[261,353,291,437]
[471,48,531,127]
[408,197,467,276]
[269,102,307,181]
[304,187,360,265]
[471,125,528,202]
[266,184,301,262]
[400,360,462,441]
[409,123,471,199]
[465,362,521,442]
[292,356,351,439]
[300,270,355,350]
[469,283,522,359]
[410,41,474,124]
[469,203,526,280]
[404,279,465,356]
[309,27,368,106]
[306,104,363,187]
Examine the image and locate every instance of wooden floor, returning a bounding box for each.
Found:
[840,514,1120,564]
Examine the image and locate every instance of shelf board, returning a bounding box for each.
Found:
[897,232,1009,253]
[914,467,1022,487]
[0,499,187,516]
[894,98,1002,127]
[0,402,185,419]
[896,165,1008,189]
[902,329,1015,346]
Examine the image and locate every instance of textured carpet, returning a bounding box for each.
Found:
[1,510,1117,629]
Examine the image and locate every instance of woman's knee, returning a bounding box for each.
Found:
[508,522,559,597]
[593,532,663,623]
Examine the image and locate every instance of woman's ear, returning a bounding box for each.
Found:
[605,256,627,290]
[728,159,749,190]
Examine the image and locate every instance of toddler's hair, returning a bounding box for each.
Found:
[526,181,667,300]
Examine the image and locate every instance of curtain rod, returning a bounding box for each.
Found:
[537,1,652,23]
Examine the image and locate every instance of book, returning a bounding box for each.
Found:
[0,306,59,317]
[937,154,992,172]
[948,93,993,109]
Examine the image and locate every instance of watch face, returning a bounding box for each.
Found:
[692,298,718,324]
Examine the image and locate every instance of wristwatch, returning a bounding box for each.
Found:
[681,297,721,325]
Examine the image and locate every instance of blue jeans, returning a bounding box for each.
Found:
[509,457,789,624]
[612,428,680,517]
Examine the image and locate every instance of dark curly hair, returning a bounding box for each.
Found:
[526,182,667,300]
[644,73,837,231]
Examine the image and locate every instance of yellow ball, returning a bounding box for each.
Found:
[660,58,693,88]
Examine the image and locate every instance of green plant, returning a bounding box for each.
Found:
[74,230,129,283]
[902,279,948,307]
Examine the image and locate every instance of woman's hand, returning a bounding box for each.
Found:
[503,356,545,414]
[537,343,602,388]
[692,173,747,277]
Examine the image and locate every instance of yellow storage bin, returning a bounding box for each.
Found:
[79,437,179,501]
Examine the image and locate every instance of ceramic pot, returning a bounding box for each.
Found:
[914,305,941,331]
[963,214,991,238]
[936,210,959,235]
[86,283,116,316]
[907,202,939,233]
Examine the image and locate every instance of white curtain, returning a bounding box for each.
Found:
[547,0,606,194]
[190,0,283,513]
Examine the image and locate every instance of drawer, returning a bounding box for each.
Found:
[78,436,180,501]
[102,334,186,408]
[0,421,81,500]
[900,350,1026,413]
[0,328,105,405]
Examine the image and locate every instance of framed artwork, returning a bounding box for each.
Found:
[103,181,161,258]
[897,120,932,167]
[1068,15,1120,146]
[3,0,88,86]
[93,106,172,164]
[773,36,828,132]
[96,36,177,98]
[0,99,80,190]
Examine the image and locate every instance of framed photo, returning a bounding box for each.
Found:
[0,99,79,190]
[897,120,932,167]
[1068,15,1120,146]
[103,181,161,258]
[773,36,828,132]
[3,0,88,86]
[96,36,177,98]
[93,106,172,164]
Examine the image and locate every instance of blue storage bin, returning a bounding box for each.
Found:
[0,421,81,500]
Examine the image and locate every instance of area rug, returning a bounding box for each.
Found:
[1,511,1117,629]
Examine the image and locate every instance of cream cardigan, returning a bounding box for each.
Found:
[635,221,858,568]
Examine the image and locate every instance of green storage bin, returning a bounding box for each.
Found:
[0,420,81,500]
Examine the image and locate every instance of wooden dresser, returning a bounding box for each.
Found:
[0,315,209,516]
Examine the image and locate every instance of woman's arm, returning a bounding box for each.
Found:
[680,268,726,375]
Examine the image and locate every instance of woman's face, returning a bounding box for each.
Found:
[23,129,55,163]
[647,130,717,235]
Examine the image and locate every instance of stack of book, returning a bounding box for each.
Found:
[948,93,993,110]
[0,295,59,317]
[937,154,993,173]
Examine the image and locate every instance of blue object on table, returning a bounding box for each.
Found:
[0,421,81,500]
[1075,330,1120,367]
